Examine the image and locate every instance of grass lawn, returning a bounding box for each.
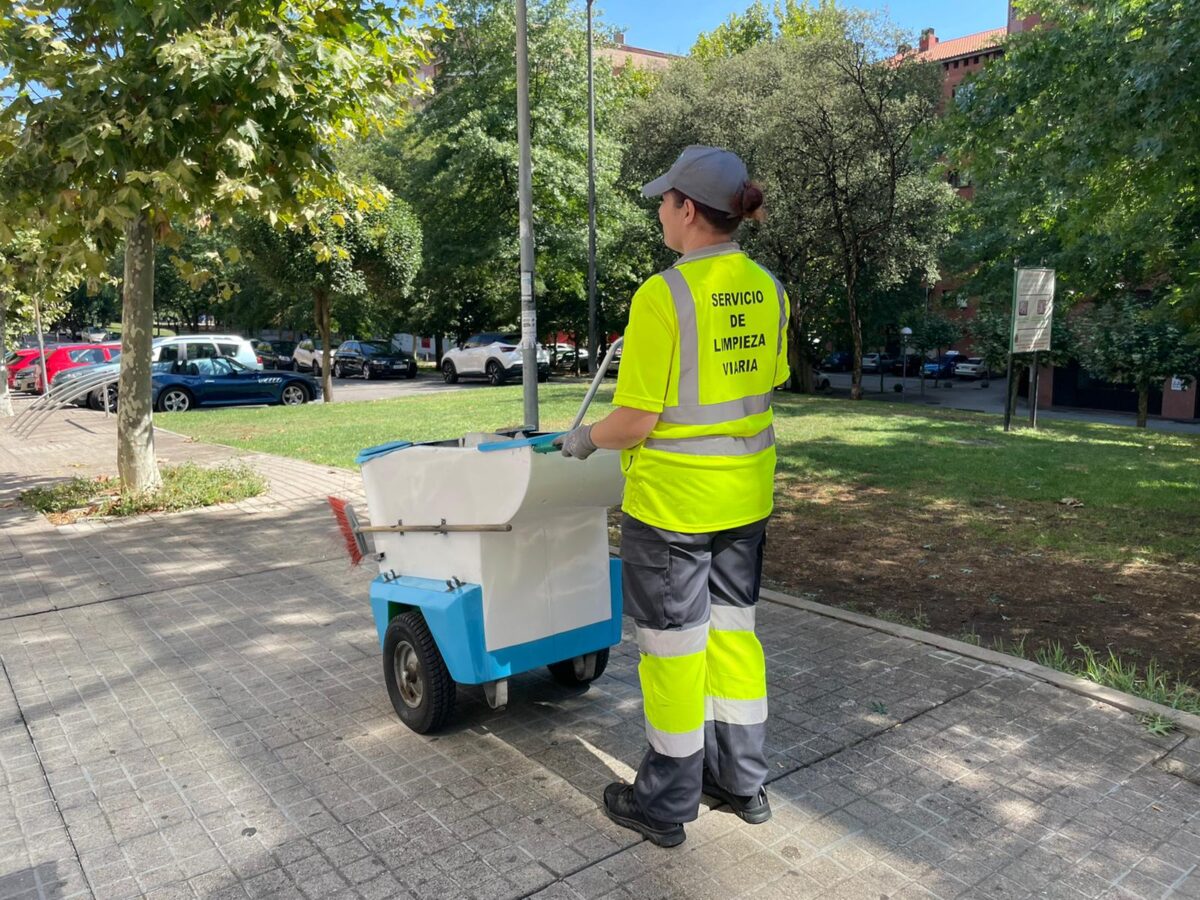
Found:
[159,385,1200,564]
[159,386,1200,684]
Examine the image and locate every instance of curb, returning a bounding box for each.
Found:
[759,586,1200,737]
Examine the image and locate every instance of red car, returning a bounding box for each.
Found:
[5,348,44,389]
[24,343,120,393]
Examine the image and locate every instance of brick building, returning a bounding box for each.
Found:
[917,3,1197,421]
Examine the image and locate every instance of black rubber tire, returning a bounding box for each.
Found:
[383,611,456,734]
[486,359,505,386]
[442,360,458,384]
[406,363,417,379]
[547,648,609,686]
[88,384,118,412]
[280,383,309,406]
[537,371,549,383]
[313,361,322,379]
[156,387,193,412]
[363,365,372,381]
[333,362,344,379]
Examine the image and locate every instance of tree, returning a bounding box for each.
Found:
[0,232,77,416]
[1075,294,1200,427]
[621,19,954,396]
[241,201,422,400]
[353,0,649,358]
[944,0,1200,328]
[691,1,846,61]
[0,2,446,491]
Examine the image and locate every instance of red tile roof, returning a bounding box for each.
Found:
[916,28,1006,62]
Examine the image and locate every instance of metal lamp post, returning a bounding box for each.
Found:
[515,0,538,429]
[899,326,912,389]
[585,0,598,375]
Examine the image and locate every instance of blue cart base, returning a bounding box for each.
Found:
[370,558,623,686]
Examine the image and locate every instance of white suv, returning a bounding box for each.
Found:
[441,333,550,385]
[151,335,261,370]
[291,338,339,376]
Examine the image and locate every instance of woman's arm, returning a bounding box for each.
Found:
[589,406,660,450]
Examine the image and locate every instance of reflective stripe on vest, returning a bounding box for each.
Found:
[652,263,785,456]
[643,425,776,457]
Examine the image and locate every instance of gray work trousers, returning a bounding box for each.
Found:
[620,512,769,824]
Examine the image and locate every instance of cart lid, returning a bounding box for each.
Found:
[476,433,563,453]
[355,440,413,465]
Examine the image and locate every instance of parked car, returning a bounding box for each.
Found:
[292,338,339,376]
[51,358,121,410]
[333,340,418,380]
[20,343,120,393]
[5,348,44,389]
[890,353,923,376]
[153,357,320,412]
[812,366,831,391]
[441,333,551,385]
[80,326,110,343]
[821,351,853,372]
[861,353,896,373]
[922,353,964,381]
[954,357,991,380]
[253,340,296,370]
[152,334,262,371]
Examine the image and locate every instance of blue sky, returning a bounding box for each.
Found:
[598,0,1009,56]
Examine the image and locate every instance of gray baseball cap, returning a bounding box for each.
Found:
[641,145,749,214]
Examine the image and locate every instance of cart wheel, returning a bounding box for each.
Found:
[548,648,609,686]
[383,611,456,733]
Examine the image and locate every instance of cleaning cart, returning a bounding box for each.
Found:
[332,342,624,733]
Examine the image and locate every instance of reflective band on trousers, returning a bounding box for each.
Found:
[706,695,769,726]
[645,720,705,757]
[709,604,756,632]
[643,426,775,457]
[636,620,709,657]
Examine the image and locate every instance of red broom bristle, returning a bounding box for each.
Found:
[327,495,364,566]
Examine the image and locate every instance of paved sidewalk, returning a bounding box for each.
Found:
[1,409,1198,900]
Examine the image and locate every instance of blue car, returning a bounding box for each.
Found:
[922,354,963,381]
[153,357,321,412]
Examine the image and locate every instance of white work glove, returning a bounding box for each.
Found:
[554,424,598,460]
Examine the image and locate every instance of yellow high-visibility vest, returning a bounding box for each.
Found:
[613,243,790,532]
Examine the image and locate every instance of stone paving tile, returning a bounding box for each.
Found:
[0,657,91,899]
[529,676,1199,900]
[5,408,1200,899]
[0,500,360,621]
[1156,738,1200,787]
[0,535,1025,900]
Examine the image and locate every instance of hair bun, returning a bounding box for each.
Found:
[732,182,766,222]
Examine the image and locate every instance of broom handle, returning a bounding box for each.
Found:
[571,337,623,430]
[357,523,513,534]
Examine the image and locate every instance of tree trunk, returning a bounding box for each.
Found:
[0,296,12,417]
[848,286,864,401]
[118,211,163,494]
[786,314,804,392]
[1137,386,1149,428]
[435,334,444,365]
[316,289,333,402]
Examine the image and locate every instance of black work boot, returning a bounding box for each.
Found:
[602,783,686,848]
[701,766,772,824]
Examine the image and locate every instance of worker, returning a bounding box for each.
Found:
[554,145,789,848]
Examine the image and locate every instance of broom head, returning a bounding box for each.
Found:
[327,496,369,566]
